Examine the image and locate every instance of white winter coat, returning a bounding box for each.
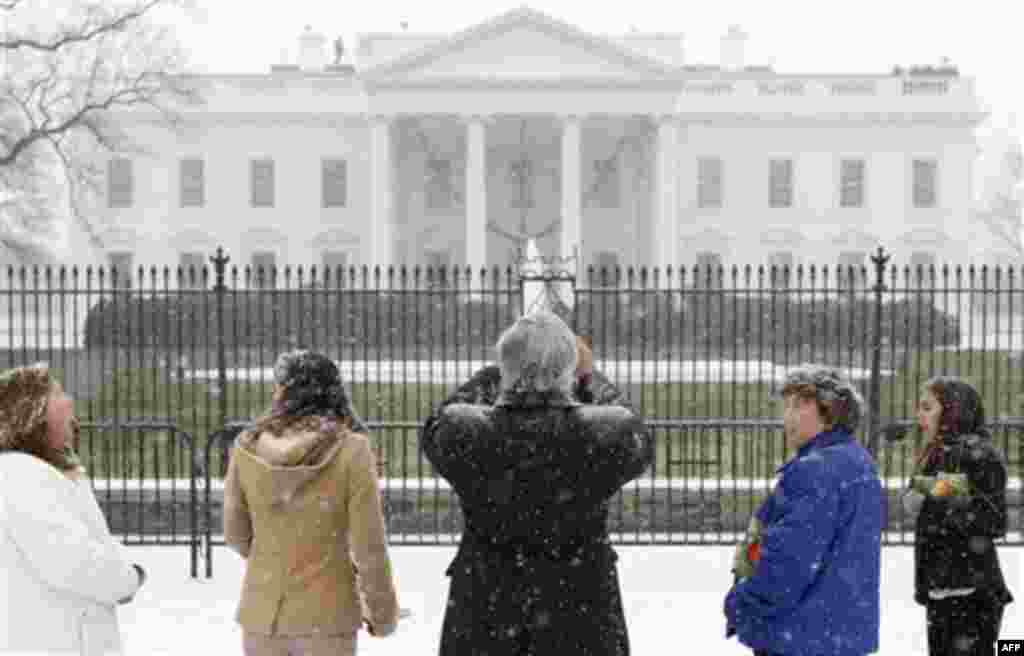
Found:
[0,452,142,655]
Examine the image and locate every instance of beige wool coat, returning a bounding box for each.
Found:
[223,424,399,638]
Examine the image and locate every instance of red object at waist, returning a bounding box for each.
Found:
[747,541,761,563]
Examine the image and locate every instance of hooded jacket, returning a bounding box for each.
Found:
[223,422,399,637]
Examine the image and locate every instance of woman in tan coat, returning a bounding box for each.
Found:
[224,350,399,656]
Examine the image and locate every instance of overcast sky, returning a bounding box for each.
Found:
[160,0,1020,133]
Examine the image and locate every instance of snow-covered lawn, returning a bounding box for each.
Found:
[114,545,1024,655]
[185,360,890,385]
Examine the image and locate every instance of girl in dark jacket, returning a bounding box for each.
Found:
[902,376,1014,656]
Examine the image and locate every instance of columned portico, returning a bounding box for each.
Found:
[654,114,680,277]
[560,114,582,267]
[369,114,395,271]
[464,115,488,280]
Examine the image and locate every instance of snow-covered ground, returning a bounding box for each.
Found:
[113,545,1024,655]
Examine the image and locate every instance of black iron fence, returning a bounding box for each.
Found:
[2,247,1023,577]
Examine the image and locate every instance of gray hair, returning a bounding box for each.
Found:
[496,311,577,395]
[780,364,865,433]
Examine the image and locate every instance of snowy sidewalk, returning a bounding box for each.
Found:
[115,545,1024,655]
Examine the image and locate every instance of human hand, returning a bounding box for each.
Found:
[133,563,147,588]
[116,564,146,604]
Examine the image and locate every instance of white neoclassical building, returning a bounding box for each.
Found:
[67,5,1003,284]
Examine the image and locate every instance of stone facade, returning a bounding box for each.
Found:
[54,6,998,287]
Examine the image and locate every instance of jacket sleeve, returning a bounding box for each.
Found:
[729,457,840,619]
[419,404,481,489]
[222,446,253,558]
[445,365,503,407]
[578,408,654,503]
[0,454,140,607]
[934,444,1008,538]
[347,435,400,637]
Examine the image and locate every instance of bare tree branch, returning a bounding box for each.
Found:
[1,0,162,53]
[1,0,197,260]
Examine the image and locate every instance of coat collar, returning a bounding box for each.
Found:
[493,389,582,409]
[776,428,854,474]
[234,429,346,506]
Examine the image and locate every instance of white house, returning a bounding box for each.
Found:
[66,5,995,287]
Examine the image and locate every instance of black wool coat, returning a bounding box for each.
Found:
[420,367,653,656]
[914,431,1014,606]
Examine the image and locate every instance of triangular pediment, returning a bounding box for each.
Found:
[362,6,676,82]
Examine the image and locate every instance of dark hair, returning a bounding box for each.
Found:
[922,376,988,438]
[252,349,357,437]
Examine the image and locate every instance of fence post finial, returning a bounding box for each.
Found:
[867,246,892,458]
[209,247,231,437]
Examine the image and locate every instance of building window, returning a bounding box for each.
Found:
[912,159,938,208]
[321,250,348,286]
[179,158,204,208]
[250,251,277,288]
[909,251,936,279]
[178,252,205,287]
[322,159,347,208]
[588,157,621,209]
[769,159,793,208]
[839,159,865,208]
[694,251,723,288]
[697,157,723,208]
[426,159,455,210]
[592,250,621,285]
[251,159,275,207]
[107,158,133,208]
[837,251,866,288]
[768,251,794,288]
[107,251,134,288]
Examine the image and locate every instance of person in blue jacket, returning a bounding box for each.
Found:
[725,365,884,656]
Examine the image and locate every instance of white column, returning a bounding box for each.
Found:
[464,115,488,284]
[369,114,394,273]
[654,114,680,279]
[560,114,582,269]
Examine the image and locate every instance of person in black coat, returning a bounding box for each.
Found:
[420,311,653,656]
[902,376,1014,656]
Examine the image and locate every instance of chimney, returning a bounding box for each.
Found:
[298,25,328,71]
[719,24,747,72]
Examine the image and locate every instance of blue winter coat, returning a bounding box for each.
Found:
[724,428,884,656]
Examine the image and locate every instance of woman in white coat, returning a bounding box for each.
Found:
[0,364,146,655]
